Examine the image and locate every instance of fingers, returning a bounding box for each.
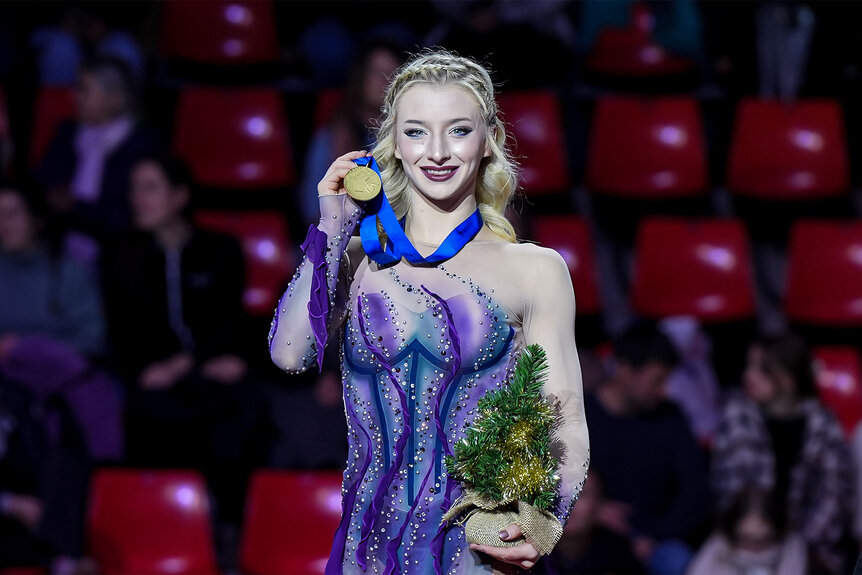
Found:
[318,150,371,196]
[469,541,540,569]
[498,523,523,541]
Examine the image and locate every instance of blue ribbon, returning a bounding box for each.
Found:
[356,156,484,266]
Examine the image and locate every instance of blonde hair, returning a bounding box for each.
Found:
[371,49,519,243]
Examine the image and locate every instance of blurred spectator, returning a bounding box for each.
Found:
[102,153,259,524]
[712,333,853,574]
[35,56,157,265]
[298,40,403,228]
[0,182,114,573]
[30,4,143,86]
[687,488,806,575]
[660,316,722,447]
[585,321,710,575]
[756,2,815,101]
[551,473,644,574]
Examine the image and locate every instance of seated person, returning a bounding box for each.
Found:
[102,152,257,524]
[712,333,853,574]
[687,488,806,575]
[0,180,115,572]
[35,56,157,263]
[585,321,710,575]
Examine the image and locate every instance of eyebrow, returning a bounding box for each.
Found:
[404,118,473,125]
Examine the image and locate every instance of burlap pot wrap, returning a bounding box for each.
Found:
[441,491,563,556]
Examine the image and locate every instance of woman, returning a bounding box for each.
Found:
[712,333,853,574]
[269,50,590,573]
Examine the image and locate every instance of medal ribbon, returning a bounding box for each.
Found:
[356,156,484,266]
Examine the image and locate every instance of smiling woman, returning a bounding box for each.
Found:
[267,49,589,574]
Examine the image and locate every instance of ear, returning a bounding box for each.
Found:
[394,142,402,160]
[483,126,495,158]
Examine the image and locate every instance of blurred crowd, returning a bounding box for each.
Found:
[0,1,862,574]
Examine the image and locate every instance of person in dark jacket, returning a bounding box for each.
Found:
[35,56,157,264]
[584,321,710,575]
[102,152,258,524]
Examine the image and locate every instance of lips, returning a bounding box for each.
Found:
[420,166,459,182]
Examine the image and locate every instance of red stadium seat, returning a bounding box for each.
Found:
[174,87,295,188]
[497,90,570,195]
[29,86,76,168]
[587,96,707,199]
[239,470,343,575]
[785,220,862,325]
[585,2,696,77]
[631,217,755,322]
[727,98,849,200]
[159,0,279,65]
[531,215,601,315]
[813,346,862,437]
[87,469,217,575]
[194,210,293,316]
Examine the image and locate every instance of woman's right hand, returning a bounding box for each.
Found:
[317,150,372,197]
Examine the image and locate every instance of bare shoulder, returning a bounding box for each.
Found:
[501,241,570,282]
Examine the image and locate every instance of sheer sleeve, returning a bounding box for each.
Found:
[519,245,591,527]
[268,192,363,373]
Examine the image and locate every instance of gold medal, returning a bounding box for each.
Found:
[343,165,382,201]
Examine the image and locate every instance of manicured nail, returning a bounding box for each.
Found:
[499,529,509,539]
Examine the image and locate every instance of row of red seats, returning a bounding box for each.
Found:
[24,85,852,199]
[156,0,697,81]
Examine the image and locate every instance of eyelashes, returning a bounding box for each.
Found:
[403,126,474,138]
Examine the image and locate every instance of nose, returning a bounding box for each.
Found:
[427,133,451,164]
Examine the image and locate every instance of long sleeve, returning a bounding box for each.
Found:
[54,257,106,358]
[520,245,590,526]
[268,192,364,373]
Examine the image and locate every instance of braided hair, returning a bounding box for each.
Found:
[371,48,519,243]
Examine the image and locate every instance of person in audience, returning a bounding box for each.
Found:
[35,55,157,264]
[551,472,645,574]
[687,488,806,575]
[298,40,403,229]
[0,181,112,574]
[712,333,853,574]
[102,152,259,524]
[585,321,710,575]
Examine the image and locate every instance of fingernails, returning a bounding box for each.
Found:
[521,561,534,568]
[499,529,509,539]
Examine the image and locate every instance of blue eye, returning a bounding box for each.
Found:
[404,128,425,137]
[452,126,473,136]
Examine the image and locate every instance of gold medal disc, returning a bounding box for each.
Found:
[343,165,382,201]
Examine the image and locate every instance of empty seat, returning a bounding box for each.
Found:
[531,215,601,315]
[727,98,848,200]
[29,86,76,168]
[87,469,217,575]
[159,0,280,65]
[173,87,295,189]
[239,470,343,575]
[587,96,707,199]
[631,217,755,322]
[812,346,862,437]
[194,210,293,316]
[785,220,862,325]
[497,90,570,195]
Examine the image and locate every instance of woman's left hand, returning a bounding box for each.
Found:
[469,523,541,569]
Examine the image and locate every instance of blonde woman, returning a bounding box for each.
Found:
[269,49,589,574]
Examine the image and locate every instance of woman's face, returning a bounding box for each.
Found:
[743,345,790,404]
[76,71,121,125]
[394,83,490,209]
[130,161,188,231]
[0,190,37,253]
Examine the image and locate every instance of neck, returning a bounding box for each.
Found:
[403,187,479,246]
[153,218,192,251]
[764,395,801,418]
